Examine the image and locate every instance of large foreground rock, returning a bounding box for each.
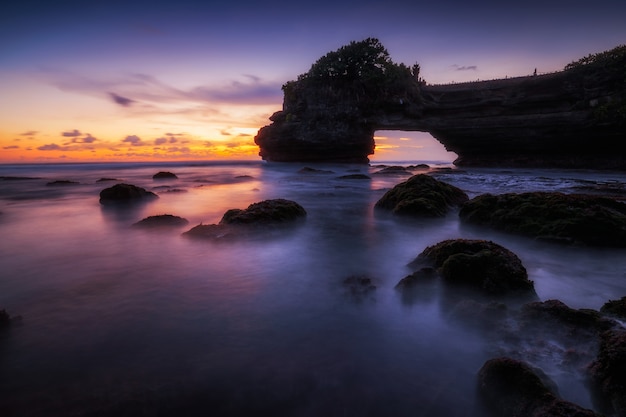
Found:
[588,330,626,417]
[99,183,158,205]
[375,174,468,217]
[459,192,626,246]
[478,357,600,417]
[404,239,536,299]
[184,199,306,240]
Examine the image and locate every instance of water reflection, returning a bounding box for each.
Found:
[0,161,625,415]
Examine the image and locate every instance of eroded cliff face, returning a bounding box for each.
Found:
[255,50,625,168]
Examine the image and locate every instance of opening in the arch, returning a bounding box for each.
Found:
[370,130,457,164]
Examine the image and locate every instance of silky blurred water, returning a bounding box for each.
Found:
[1,161,625,416]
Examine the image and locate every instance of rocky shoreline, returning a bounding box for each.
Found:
[3,167,626,416]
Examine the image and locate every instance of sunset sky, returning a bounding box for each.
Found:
[2,0,625,163]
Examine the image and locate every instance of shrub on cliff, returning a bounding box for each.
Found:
[282,38,421,115]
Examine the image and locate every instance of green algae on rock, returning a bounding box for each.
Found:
[459,192,626,246]
[375,174,468,217]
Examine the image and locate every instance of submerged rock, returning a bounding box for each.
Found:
[601,296,626,320]
[406,239,536,299]
[133,214,189,229]
[478,357,599,417]
[342,275,377,302]
[374,174,468,217]
[153,171,178,179]
[46,180,79,186]
[99,183,158,204]
[588,329,626,417]
[459,192,626,246]
[372,166,412,175]
[298,167,335,174]
[336,174,371,180]
[184,199,306,240]
[1,309,22,331]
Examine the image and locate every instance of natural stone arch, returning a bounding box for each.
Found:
[370,130,457,163]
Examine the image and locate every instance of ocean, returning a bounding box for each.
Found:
[1,160,625,416]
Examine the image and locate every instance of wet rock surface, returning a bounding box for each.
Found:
[588,329,626,417]
[184,199,306,240]
[133,214,189,229]
[459,192,626,246]
[153,171,178,179]
[405,239,536,299]
[99,183,158,204]
[478,357,600,417]
[375,174,468,217]
[601,296,626,320]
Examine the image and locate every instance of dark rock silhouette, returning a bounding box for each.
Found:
[587,329,626,417]
[478,357,600,417]
[601,296,626,319]
[256,41,625,169]
[404,239,536,299]
[99,183,158,204]
[375,174,468,217]
[46,180,79,186]
[153,171,178,179]
[459,192,626,246]
[336,174,371,180]
[184,199,306,240]
[133,214,189,229]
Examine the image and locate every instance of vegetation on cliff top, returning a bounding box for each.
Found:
[565,44,626,125]
[281,38,422,115]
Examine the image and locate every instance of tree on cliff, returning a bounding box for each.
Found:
[282,38,421,114]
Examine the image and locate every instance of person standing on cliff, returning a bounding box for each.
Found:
[533,68,537,76]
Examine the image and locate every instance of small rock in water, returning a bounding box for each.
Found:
[153,171,178,179]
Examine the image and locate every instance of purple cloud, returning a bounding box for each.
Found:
[452,65,478,71]
[122,135,143,146]
[20,130,38,137]
[109,92,135,107]
[80,134,97,143]
[154,137,167,145]
[3,145,20,149]
[62,129,81,137]
[37,143,70,151]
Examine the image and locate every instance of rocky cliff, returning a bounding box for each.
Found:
[255,42,626,169]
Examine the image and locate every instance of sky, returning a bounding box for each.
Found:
[1,0,625,163]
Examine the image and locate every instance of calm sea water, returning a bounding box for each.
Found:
[1,160,625,416]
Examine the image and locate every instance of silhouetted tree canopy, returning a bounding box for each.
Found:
[282,38,421,113]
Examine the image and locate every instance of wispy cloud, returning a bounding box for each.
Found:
[62,129,81,137]
[38,143,70,151]
[40,68,282,112]
[109,92,135,107]
[3,145,20,149]
[452,64,478,71]
[20,130,38,137]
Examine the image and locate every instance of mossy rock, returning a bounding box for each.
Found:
[220,199,306,225]
[587,330,626,417]
[184,199,306,240]
[153,171,178,179]
[375,174,468,217]
[459,192,626,246]
[408,239,536,298]
[99,183,158,204]
[133,214,189,229]
[600,296,626,319]
[478,357,600,417]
